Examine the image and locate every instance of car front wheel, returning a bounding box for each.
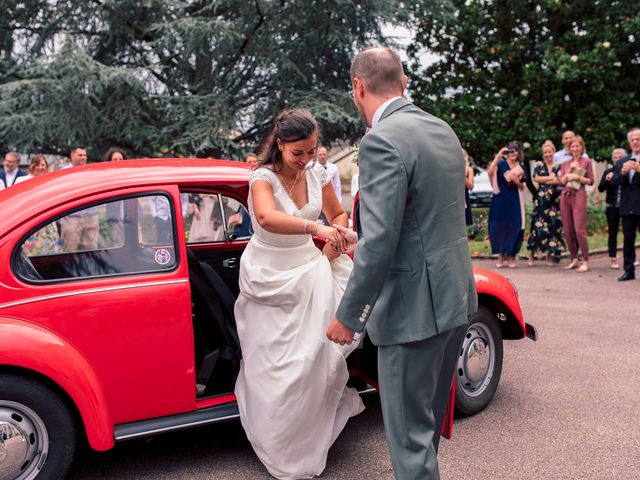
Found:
[454,306,503,416]
[0,374,75,480]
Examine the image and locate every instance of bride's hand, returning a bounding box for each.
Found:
[315,224,347,252]
[322,242,340,261]
[333,224,358,255]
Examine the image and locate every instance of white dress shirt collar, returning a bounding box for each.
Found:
[4,168,18,186]
[372,96,403,128]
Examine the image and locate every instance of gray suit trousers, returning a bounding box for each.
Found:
[378,325,467,480]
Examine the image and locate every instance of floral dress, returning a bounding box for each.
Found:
[526,162,565,257]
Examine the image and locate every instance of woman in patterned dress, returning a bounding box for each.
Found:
[527,140,565,266]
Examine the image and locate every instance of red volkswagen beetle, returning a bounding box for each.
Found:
[0,159,536,480]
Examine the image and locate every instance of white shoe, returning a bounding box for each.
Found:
[610,262,620,269]
[635,260,639,267]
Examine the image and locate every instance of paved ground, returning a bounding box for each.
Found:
[68,251,640,479]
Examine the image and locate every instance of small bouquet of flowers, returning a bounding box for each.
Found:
[566,166,586,191]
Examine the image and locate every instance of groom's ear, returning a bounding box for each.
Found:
[353,77,365,97]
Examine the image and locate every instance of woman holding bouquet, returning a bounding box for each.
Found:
[488,141,527,268]
[559,135,594,272]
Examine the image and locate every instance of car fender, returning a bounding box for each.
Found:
[0,316,115,451]
[473,268,536,341]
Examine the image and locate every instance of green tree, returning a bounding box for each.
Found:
[0,0,451,159]
[409,0,640,165]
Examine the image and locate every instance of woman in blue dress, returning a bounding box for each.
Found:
[488,141,527,268]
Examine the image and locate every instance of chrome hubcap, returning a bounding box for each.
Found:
[0,402,48,480]
[458,322,495,398]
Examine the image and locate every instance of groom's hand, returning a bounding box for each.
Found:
[326,315,355,345]
[332,224,358,255]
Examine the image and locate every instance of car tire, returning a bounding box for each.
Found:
[0,374,76,480]
[454,305,503,417]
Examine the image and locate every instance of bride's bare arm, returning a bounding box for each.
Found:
[251,180,346,250]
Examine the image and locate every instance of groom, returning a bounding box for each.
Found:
[326,47,477,479]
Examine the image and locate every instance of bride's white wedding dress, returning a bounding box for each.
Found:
[234,162,365,480]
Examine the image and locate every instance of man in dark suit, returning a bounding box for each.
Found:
[1,152,27,187]
[611,127,640,281]
[326,47,477,479]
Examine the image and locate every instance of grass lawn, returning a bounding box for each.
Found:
[468,232,627,258]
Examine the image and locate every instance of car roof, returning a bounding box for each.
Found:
[0,158,252,237]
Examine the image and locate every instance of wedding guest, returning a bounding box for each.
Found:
[317,146,342,203]
[463,148,474,226]
[103,148,128,245]
[527,141,565,266]
[18,156,61,255]
[350,171,359,197]
[559,135,594,272]
[68,147,88,166]
[244,152,258,166]
[149,194,189,243]
[59,147,99,251]
[598,147,627,269]
[553,130,576,164]
[188,194,224,242]
[611,127,640,281]
[1,152,27,187]
[103,147,126,162]
[488,141,527,268]
[15,154,49,184]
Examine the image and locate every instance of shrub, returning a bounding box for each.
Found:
[587,191,607,234]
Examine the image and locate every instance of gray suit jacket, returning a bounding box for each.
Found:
[336,98,478,346]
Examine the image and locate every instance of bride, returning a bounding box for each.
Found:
[234,109,365,479]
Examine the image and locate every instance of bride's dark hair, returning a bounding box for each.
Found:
[259,109,317,172]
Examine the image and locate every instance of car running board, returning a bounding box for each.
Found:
[114,402,239,442]
[115,382,379,443]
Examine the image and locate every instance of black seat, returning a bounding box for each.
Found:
[186,249,241,394]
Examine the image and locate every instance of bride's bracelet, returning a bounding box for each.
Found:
[302,219,318,235]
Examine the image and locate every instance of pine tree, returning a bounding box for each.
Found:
[0,0,451,159]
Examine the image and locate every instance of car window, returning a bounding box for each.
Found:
[183,193,252,243]
[15,193,178,282]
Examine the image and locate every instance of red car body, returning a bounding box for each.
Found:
[0,159,536,480]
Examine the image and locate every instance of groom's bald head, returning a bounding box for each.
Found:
[350,47,405,96]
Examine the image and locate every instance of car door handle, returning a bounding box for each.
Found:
[222,258,238,269]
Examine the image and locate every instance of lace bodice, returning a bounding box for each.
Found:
[248,162,330,247]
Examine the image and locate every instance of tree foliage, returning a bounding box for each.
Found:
[408,0,640,165]
[0,0,450,159]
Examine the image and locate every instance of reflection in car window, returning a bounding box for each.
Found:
[223,196,252,239]
[183,193,252,244]
[16,194,178,282]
